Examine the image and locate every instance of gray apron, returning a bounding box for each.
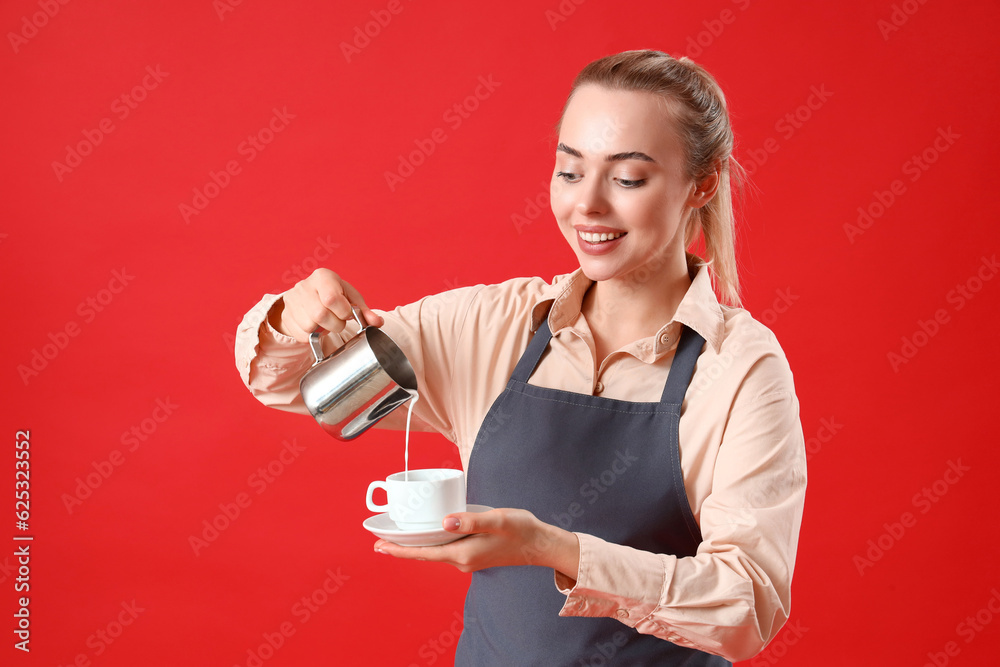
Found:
[455,315,731,666]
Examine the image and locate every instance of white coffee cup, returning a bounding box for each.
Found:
[365,469,466,531]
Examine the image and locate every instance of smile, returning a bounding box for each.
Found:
[575,230,627,256]
[578,231,626,243]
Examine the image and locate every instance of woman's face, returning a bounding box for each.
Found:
[551,85,699,284]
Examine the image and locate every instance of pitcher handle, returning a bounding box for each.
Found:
[307,306,369,365]
[308,331,325,365]
[351,305,367,331]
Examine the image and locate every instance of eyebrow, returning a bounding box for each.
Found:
[556,142,657,164]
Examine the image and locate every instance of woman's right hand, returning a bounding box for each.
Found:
[267,268,385,342]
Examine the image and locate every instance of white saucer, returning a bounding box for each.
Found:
[363,504,494,547]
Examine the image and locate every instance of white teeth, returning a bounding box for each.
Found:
[579,231,624,243]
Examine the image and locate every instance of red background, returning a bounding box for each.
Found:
[3,0,999,665]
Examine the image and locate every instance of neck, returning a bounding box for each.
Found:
[582,251,692,340]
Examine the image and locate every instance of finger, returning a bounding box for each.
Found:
[278,282,338,340]
[375,540,448,562]
[313,283,355,332]
[338,278,369,315]
[337,280,385,329]
[279,304,315,343]
[283,307,331,343]
[374,539,407,557]
[294,270,349,331]
[443,509,501,535]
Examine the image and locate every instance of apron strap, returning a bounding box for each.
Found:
[510,316,554,384]
[512,315,706,405]
[660,326,706,405]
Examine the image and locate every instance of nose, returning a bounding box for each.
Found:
[573,177,608,217]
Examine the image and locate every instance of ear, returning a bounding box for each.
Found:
[687,165,721,209]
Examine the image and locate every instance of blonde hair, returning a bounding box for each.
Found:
[557,50,744,306]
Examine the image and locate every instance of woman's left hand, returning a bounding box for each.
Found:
[374,508,580,579]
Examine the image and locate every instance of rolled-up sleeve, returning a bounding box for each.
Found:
[556,355,807,662]
[234,293,359,415]
[234,285,488,441]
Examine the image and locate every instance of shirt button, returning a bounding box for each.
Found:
[595,382,605,394]
[616,609,629,620]
[659,333,671,345]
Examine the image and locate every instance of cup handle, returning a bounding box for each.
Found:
[366,481,389,513]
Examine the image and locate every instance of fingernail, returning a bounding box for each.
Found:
[444,517,460,531]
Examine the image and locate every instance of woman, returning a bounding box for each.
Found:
[235,50,806,665]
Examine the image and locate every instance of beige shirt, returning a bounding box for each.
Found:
[234,256,807,661]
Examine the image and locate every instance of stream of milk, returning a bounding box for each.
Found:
[404,390,419,481]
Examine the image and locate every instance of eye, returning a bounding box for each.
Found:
[555,171,581,183]
[615,177,646,189]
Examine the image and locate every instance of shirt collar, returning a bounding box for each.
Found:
[529,253,726,356]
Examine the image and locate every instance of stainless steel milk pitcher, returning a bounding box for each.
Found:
[299,306,417,440]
